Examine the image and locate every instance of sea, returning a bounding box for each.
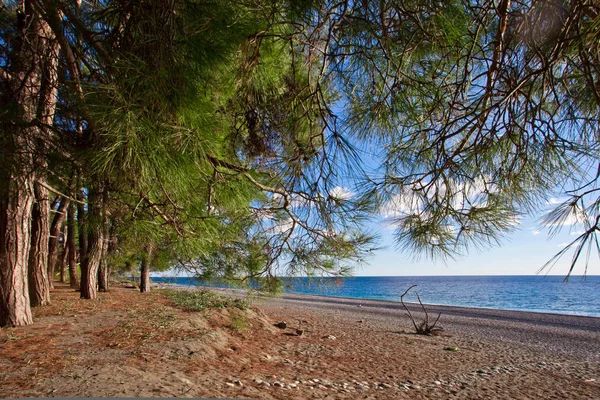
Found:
[151,275,600,317]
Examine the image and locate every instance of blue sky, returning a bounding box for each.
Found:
[357,212,600,277]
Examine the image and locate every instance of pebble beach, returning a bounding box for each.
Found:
[1,284,598,399]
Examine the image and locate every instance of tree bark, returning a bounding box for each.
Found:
[77,188,88,264]
[59,234,68,283]
[48,197,70,286]
[28,183,51,306]
[67,202,79,290]
[0,1,59,326]
[80,183,104,299]
[0,180,35,327]
[97,192,110,292]
[140,244,153,293]
[98,258,109,292]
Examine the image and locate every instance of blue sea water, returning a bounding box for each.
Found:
[152,275,600,317]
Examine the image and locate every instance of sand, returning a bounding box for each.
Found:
[0,283,598,399]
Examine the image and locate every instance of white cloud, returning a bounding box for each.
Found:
[380,176,499,219]
[558,242,570,248]
[541,211,589,227]
[329,186,354,201]
[547,197,565,205]
[570,231,585,236]
[531,229,541,236]
[269,218,294,234]
[380,187,425,218]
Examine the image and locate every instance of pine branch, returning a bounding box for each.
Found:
[35,180,86,205]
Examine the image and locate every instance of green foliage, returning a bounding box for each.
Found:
[164,289,249,312]
[297,0,600,269]
[4,0,596,293]
[229,313,250,332]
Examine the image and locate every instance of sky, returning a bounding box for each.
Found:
[154,206,600,278]
[356,211,600,277]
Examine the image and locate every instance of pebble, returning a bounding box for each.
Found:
[434,380,442,385]
[275,321,287,329]
[322,335,337,340]
[273,382,284,387]
[225,382,235,387]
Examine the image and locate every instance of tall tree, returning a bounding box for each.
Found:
[47,196,70,286]
[66,201,79,290]
[28,184,51,306]
[0,1,61,325]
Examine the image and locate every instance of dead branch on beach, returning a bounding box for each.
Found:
[400,285,443,335]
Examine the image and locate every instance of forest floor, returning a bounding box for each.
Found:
[1,283,599,399]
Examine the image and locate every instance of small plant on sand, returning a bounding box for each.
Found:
[164,290,249,312]
[229,314,250,332]
[400,285,443,336]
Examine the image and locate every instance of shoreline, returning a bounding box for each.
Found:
[154,282,600,361]
[256,290,600,361]
[153,280,600,320]
[2,283,598,399]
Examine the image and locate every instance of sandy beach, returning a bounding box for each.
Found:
[1,284,598,399]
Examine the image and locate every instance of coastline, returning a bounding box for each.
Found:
[1,283,598,399]
[160,282,600,361]
[254,290,600,361]
[150,274,600,318]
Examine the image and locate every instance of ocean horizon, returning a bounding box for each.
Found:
[151,275,600,318]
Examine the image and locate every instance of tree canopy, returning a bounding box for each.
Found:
[0,0,598,326]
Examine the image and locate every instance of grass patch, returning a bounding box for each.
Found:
[163,289,249,312]
[229,314,249,332]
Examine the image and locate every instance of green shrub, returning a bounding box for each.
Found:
[229,314,249,332]
[163,289,249,312]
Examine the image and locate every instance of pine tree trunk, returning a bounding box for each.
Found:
[28,183,51,306]
[0,2,58,326]
[140,244,153,293]
[77,188,88,263]
[0,180,35,327]
[80,183,104,300]
[47,197,69,285]
[97,194,110,292]
[98,259,109,292]
[67,202,79,290]
[59,237,68,283]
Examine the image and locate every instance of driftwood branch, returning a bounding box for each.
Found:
[400,285,443,335]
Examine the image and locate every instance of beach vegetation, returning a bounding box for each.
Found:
[164,290,249,313]
[229,314,251,333]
